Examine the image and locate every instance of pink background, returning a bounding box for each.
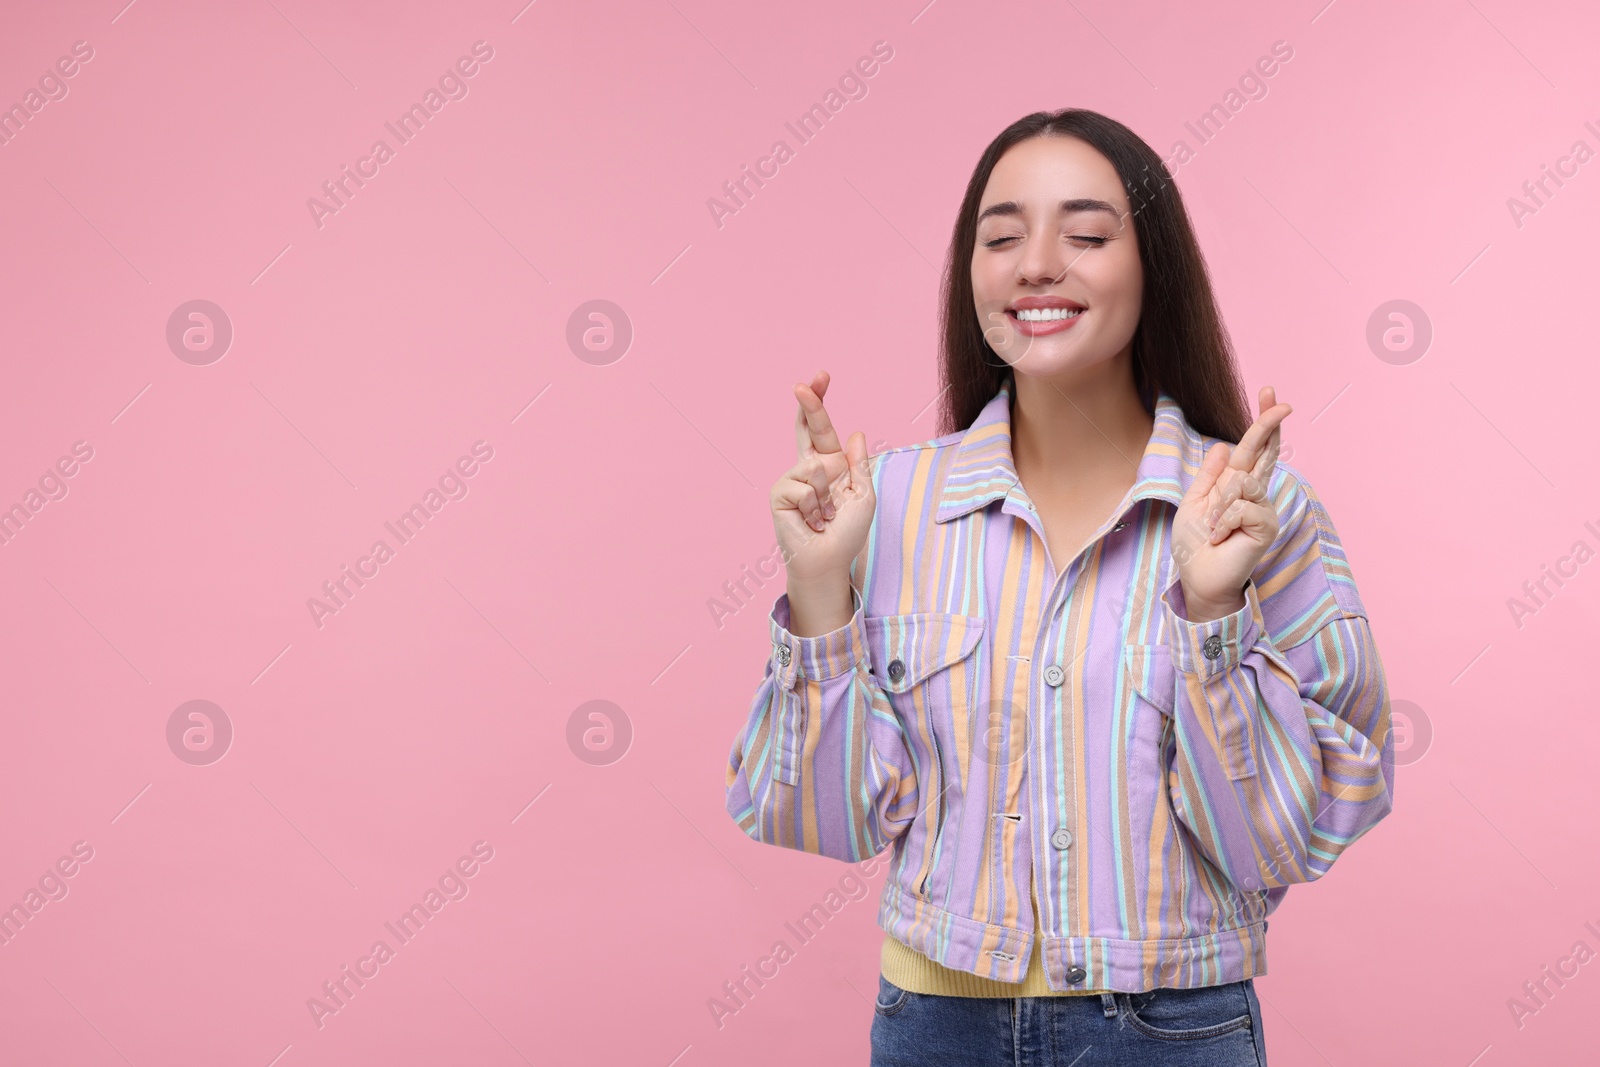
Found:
[0,0,1595,1063]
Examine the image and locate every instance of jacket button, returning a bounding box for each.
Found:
[1043,664,1065,686]
[1051,828,1073,850]
[1202,634,1223,660]
[887,659,905,682]
[1066,965,1087,984]
[776,644,791,666]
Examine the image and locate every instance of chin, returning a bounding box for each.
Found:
[1005,344,1102,378]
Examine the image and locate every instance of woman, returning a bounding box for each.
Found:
[724,108,1394,1066]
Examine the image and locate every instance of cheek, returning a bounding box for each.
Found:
[970,259,1010,315]
[1116,242,1144,299]
[1083,250,1142,311]
[971,255,1005,293]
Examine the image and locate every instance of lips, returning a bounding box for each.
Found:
[1004,297,1086,337]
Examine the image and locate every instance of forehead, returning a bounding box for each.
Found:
[978,135,1129,218]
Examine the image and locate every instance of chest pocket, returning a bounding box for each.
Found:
[863,612,985,901]
[1125,642,1257,782]
[864,613,986,694]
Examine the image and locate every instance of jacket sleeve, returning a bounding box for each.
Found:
[724,585,921,862]
[1159,470,1394,890]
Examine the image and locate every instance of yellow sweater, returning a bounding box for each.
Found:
[880,891,1109,997]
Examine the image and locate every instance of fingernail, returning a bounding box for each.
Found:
[824,504,835,520]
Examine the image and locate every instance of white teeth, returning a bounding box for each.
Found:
[1014,307,1083,321]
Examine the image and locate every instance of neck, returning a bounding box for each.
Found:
[1008,358,1154,494]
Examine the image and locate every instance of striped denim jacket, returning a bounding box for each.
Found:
[724,377,1394,993]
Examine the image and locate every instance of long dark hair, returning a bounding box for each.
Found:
[938,108,1251,444]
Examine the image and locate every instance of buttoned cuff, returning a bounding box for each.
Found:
[769,586,868,688]
[1162,577,1264,679]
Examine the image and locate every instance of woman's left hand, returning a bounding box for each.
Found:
[1171,386,1293,622]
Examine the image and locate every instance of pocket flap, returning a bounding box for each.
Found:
[1124,643,1176,715]
[864,613,985,692]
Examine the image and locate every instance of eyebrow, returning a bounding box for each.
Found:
[976,198,1123,225]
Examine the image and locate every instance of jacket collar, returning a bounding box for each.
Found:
[935,377,1203,523]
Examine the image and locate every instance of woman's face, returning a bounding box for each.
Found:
[971,134,1143,381]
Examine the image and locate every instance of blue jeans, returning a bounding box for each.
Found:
[870,974,1267,1066]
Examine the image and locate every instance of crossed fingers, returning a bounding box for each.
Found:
[1199,386,1291,542]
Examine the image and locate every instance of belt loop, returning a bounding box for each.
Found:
[1100,992,1118,1018]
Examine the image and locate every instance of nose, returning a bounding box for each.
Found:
[1016,230,1070,286]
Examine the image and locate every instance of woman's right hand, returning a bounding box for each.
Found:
[770,370,876,587]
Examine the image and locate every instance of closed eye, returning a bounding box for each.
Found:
[983,235,1110,249]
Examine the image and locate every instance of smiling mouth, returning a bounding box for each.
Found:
[1008,307,1084,322]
